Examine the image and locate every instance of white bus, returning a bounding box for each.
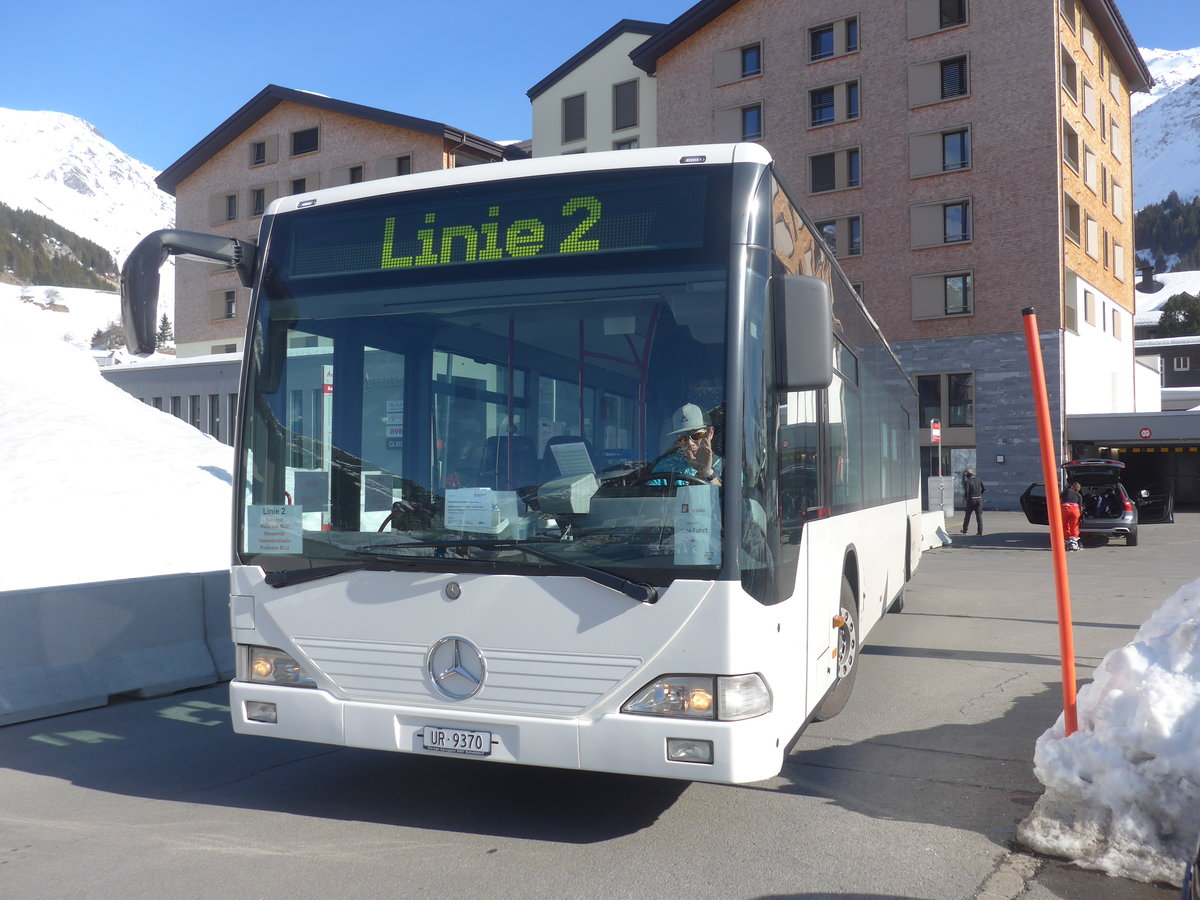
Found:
[122,144,921,784]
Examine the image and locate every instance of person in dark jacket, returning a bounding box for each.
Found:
[1060,481,1083,551]
[962,467,986,535]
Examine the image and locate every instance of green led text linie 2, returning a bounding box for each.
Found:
[380,195,602,269]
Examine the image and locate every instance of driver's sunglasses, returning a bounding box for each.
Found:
[677,430,708,445]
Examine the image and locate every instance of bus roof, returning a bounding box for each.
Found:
[265,143,774,218]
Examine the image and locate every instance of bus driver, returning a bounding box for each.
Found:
[651,403,723,486]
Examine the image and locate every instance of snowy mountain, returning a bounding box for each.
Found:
[1133,47,1200,209]
[0,107,174,266]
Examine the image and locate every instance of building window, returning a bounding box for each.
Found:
[810,25,834,61]
[397,155,413,176]
[251,141,267,166]
[250,185,278,217]
[1085,213,1099,259]
[811,87,835,126]
[1064,194,1081,243]
[1113,240,1126,281]
[1082,78,1098,123]
[1062,121,1080,170]
[809,19,856,61]
[349,165,364,184]
[225,194,237,222]
[910,56,968,107]
[941,56,968,98]
[716,41,764,84]
[912,270,974,319]
[614,137,639,150]
[944,201,971,243]
[741,43,762,77]
[290,127,319,157]
[945,273,972,314]
[807,80,859,125]
[613,80,639,130]
[939,0,967,28]
[911,198,972,248]
[1060,0,1076,30]
[1110,118,1123,160]
[816,216,862,258]
[916,372,974,429]
[910,126,971,177]
[1083,145,1099,191]
[942,129,969,171]
[1083,290,1096,325]
[908,1,965,37]
[224,291,236,319]
[1174,357,1190,372]
[742,104,763,140]
[562,94,586,143]
[291,177,307,195]
[1061,51,1078,101]
[1065,287,1078,332]
[208,394,221,440]
[809,147,861,193]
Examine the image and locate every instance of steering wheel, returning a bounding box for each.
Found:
[631,472,708,487]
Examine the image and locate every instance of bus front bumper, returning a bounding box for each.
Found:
[228,681,784,784]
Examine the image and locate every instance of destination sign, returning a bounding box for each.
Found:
[284,173,710,279]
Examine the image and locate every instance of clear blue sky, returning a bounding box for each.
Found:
[4,0,1196,172]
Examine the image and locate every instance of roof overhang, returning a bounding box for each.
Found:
[156,85,511,195]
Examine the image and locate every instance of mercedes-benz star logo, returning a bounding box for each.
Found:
[426,636,486,700]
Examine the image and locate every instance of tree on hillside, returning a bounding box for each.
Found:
[90,320,126,351]
[1156,292,1200,337]
[156,313,174,349]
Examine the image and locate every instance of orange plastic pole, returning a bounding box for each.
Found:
[1022,307,1078,735]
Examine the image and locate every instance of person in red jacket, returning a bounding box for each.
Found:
[1060,481,1083,551]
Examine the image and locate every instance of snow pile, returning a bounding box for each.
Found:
[0,293,231,591]
[1018,578,1200,886]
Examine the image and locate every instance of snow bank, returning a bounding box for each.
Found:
[1018,578,1200,886]
[0,294,231,591]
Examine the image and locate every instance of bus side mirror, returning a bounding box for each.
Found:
[120,229,258,356]
[772,274,834,391]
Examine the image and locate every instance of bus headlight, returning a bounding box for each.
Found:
[622,674,770,720]
[244,646,317,688]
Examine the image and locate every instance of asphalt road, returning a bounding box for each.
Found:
[0,511,1191,899]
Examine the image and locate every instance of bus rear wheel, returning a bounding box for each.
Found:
[813,578,859,721]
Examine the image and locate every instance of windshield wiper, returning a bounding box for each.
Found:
[357,539,658,604]
[265,563,367,587]
[264,558,423,587]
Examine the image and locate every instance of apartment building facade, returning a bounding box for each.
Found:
[528,20,664,157]
[626,0,1151,508]
[156,84,519,358]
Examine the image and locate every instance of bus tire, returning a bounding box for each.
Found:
[813,577,858,721]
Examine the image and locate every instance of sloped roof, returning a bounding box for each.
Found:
[630,0,1151,92]
[156,84,519,195]
[527,19,665,101]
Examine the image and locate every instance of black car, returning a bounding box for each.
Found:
[1020,459,1161,547]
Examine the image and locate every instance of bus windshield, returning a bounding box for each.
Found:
[238,166,733,587]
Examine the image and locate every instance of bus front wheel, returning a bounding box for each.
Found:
[813,578,859,721]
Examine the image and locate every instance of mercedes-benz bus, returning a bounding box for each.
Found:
[122,143,921,784]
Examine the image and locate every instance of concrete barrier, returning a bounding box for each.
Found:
[920,511,952,550]
[0,571,229,726]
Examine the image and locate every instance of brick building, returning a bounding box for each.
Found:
[156,85,520,358]
[612,0,1152,508]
